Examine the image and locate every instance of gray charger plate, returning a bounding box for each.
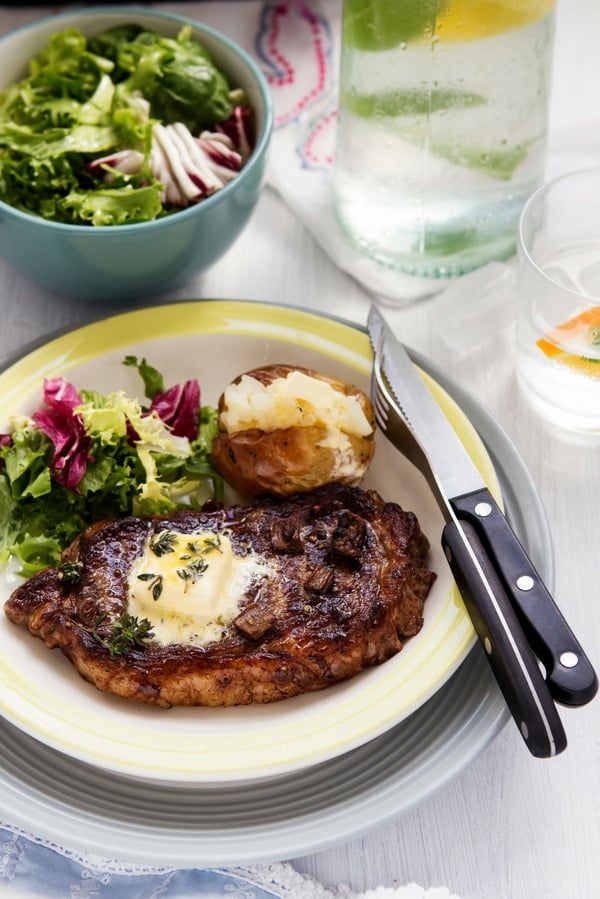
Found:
[0,312,552,868]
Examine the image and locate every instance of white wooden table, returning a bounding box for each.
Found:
[0,2,599,897]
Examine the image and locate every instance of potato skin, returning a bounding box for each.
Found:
[211,364,376,497]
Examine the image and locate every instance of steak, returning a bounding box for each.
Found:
[4,484,436,708]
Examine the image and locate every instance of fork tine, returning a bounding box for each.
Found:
[370,340,394,433]
[371,381,388,428]
[370,339,386,410]
[370,339,441,501]
[372,378,390,432]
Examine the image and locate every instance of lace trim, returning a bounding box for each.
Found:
[1,821,172,876]
[222,863,353,897]
[1,822,462,898]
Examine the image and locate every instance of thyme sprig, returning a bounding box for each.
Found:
[175,532,222,591]
[77,612,155,657]
[57,560,83,585]
[201,534,223,554]
[177,557,209,591]
[150,530,177,557]
[137,571,164,600]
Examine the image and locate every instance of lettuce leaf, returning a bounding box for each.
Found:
[122,355,164,399]
[91,24,233,132]
[60,184,163,225]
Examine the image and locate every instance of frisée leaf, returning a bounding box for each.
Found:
[61,183,164,225]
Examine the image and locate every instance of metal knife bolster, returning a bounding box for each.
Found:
[441,517,567,758]
[449,487,599,707]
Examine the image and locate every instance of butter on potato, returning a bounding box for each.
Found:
[211,364,376,497]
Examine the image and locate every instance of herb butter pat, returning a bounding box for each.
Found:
[127,530,271,646]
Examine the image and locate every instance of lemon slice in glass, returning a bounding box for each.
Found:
[437,0,555,41]
[343,0,555,51]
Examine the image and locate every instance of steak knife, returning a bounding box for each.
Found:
[367,305,598,756]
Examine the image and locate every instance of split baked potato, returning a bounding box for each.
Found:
[211,364,376,497]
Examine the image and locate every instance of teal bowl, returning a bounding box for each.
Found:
[0,7,273,303]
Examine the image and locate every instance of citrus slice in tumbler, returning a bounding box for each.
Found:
[436,0,555,41]
[536,306,600,380]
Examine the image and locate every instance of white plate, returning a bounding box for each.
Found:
[0,301,500,785]
[0,345,553,866]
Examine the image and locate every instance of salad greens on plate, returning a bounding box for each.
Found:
[0,23,255,225]
[0,357,222,576]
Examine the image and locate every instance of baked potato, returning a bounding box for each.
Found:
[211,364,376,497]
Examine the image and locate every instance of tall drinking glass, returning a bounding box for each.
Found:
[516,168,600,432]
[332,0,556,280]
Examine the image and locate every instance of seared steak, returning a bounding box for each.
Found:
[4,484,436,708]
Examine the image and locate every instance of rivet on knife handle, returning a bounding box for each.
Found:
[442,518,568,758]
[450,488,599,707]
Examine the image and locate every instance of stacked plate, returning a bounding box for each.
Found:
[0,302,550,866]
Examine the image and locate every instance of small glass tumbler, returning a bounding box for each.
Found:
[516,168,600,432]
[332,0,556,281]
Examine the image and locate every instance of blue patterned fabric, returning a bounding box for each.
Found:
[0,826,282,898]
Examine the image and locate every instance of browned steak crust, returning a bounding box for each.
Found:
[4,484,436,708]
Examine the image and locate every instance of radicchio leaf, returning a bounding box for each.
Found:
[86,149,145,182]
[148,379,200,440]
[215,106,254,160]
[32,377,93,490]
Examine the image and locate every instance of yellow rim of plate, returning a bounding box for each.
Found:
[0,301,501,780]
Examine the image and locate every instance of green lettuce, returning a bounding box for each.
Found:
[0,23,238,225]
[93,24,233,132]
[61,184,163,225]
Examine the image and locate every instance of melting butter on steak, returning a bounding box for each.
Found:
[3,484,436,708]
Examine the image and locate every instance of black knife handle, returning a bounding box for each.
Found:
[450,488,598,707]
[442,518,567,758]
